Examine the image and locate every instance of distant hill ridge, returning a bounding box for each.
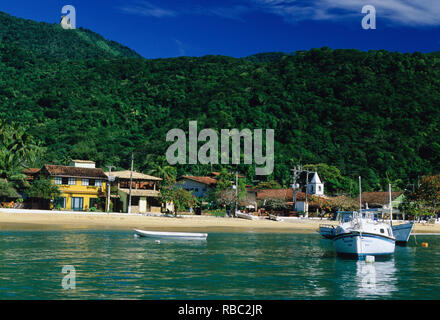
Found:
[0,11,142,61]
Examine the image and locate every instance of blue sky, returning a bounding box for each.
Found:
[0,0,439,58]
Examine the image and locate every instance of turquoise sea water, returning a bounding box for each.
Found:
[0,230,439,300]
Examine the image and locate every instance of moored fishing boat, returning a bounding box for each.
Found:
[392,222,414,244]
[133,229,208,240]
[332,210,395,257]
[319,219,413,244]
[332,178,395,258]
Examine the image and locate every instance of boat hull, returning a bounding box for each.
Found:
[133,229,208,240]
[318,225,336,239]
[333,232,395,257]
[392,222,414,244]
[236,212,259,220]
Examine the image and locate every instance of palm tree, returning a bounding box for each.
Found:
[144,155,177,180]
[0,178,19,201]
[0,121,44,190]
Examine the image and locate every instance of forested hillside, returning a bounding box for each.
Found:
[1,11,440,193]
[0,11,141,61]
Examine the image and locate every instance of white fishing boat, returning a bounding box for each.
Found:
[332,211,395,257]
[321,218,413,244]
[133,229,208,240]
[332,179,395,258]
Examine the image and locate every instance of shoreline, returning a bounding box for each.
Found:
[1,209,440,234]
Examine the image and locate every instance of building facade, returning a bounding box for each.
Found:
[40,160,108,211]
[106,170,162,214]
[175,176,217,199]
[356,191,405,218]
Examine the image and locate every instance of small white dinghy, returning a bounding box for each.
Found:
[134,229,208,240]
[267,214,280,221]
[236,211,259,220]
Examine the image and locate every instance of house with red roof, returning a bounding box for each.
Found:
[175,172,245,199]
[175,175,218,198]
[256,172,327,215]
[355,191,405,211]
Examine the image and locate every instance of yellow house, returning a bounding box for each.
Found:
[41,160,108,211]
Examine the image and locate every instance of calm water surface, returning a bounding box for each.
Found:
[0,230,439,300]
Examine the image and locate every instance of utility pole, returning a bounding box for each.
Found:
[359,176,362,212]
[106,165,115,213]
[235,171,238,217]
[303,169,313,217]
[128,152,134,214]
[291,165,302,212]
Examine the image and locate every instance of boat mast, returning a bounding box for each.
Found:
[389,183,393,226]
[359,176,363,257]
[359,176,362,214]
[128,152,134,214]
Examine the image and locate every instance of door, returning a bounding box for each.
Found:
[71,197,84,211]
[139,197,147,213]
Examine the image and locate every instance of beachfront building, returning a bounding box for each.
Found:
[355,191,405,218]
[175,172,245,199]
[40,160,108,211]
[175,176,218,198]
[256,186,331,216]
[106,170,162,214]
[256,188,306,214]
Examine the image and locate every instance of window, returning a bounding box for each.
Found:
[62,177,69,185]
[82,179,89,186]
[68,178,76,185]
[89,179,96,186]
[380,229,384,233]
[54,177,62,185]
[318,186,322,192]
[120,181,127,188]
[95,180,102,187]
[132,197,139,206]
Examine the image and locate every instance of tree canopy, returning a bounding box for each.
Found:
[0,12,439,194]
[401,175,440,217]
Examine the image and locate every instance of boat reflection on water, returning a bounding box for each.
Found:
[355,258,397,298]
